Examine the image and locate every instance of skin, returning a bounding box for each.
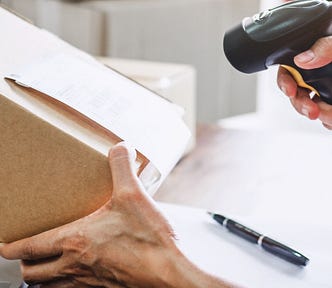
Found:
[277,36,332,130]
[0,143,236,288]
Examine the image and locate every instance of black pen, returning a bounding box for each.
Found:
[208,212,309,266]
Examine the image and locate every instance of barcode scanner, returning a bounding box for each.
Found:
[223,0,332,104]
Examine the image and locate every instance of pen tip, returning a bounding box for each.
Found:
[304,258,310,266]
[207,211,214,216]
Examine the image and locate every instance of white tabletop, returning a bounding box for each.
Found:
[157,129,332,288]
[160,199,332,288]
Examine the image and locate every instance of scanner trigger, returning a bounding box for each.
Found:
[281,65,320,97]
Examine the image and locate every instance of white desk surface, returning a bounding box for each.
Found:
[156,128,332,287]
[160,202,332,288]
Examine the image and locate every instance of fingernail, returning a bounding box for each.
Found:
[119,141,137,161]
[295,50,315,63]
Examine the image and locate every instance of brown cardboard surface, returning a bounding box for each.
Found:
[0,6,149,243]
[0,92,114,243]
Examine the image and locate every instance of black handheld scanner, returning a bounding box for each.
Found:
[223,0,332,104]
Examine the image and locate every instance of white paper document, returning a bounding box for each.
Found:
[159,203,332,288]
[6,54,190,183]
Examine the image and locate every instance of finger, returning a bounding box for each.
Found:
[108,142,139,193]
[21,257,67,284]
[317,100,332,126]
[322,122,332,130]
[22,256,99,284]
[277,66,298,97]
[289,88,320,120]
[294,36,332,69]
[0,230,63,260]
[108,144,173,235]
[39,279,89,288]
[40,281,75,288]
[39,278,126,288]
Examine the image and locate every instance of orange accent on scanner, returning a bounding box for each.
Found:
[281,65,320,96]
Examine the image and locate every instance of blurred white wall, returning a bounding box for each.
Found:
[1,0,260,123]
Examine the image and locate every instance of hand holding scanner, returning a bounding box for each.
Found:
[223,0,332,104]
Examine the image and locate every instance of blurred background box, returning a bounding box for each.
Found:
[98,57,197,153]
[1,0,105,55]
[1,0,260,123]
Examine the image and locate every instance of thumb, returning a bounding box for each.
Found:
[108,142,139,194]
[294,36,332,69]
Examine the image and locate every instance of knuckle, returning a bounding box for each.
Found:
[109,144,130,160]
[318,36,332,47]
[63,234,87,253]
[22,242,36,259]
[315,36,332,56]
[64,263,86,276]
[62,233,96,266]
[79,249,97,266]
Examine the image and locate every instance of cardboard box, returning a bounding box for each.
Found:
[2,1,197,152]
[1,0,105,55]
[0,6,190,243]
